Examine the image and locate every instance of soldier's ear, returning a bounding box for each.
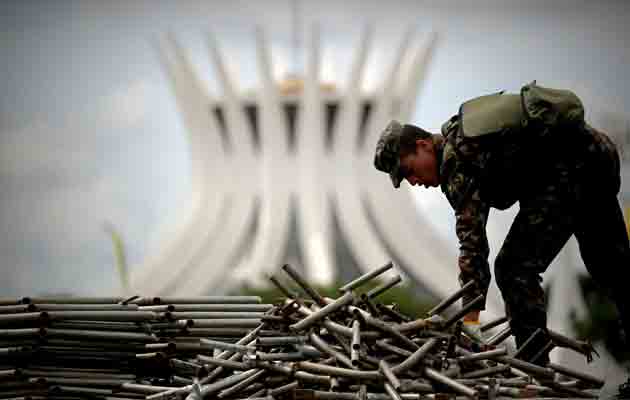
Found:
[416,138,432,152]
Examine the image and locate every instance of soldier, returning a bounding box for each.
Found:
[373,82,630,397]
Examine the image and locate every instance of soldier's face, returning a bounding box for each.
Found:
[399,139,439,188]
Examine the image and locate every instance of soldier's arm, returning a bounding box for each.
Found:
[455,186,491,311]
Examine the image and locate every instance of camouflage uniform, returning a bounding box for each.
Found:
[439,113,630,363]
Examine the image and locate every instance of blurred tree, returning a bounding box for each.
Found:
[103,222,130,295]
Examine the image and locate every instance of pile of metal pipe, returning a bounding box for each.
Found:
[0,264,605,399]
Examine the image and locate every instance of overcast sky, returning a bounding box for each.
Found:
[1,0,630,296]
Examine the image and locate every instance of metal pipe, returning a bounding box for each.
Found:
[427,281,476,317]
[146,304,272,312]
[365,274,402,299]
[28,376,133,387]
[512,328,543,359]
[0,312,48,325]
[547,362,605,388]
[290,292,354,332]
[0,328,44,339]
[165,311,265,320]
[529,339,554,364]
[442,294,485,329]
[281,264,326,307]
[375,340,412,358]
[479,316,509,333]
[152,296,262,305]
[32,304,140,311]
[217,369,266,398]
[494,356,554,379]
[193,369,261,400]
[547,329,598,362]
[43,328,157,342]
[268,275,298,299]
[268,381,299,396]
[353,309,418,352]
[376,304,411,323]
[459,365,510,379]
[188,319,261,328]
[379,360,401,390]
[309,332,354,369]
[0,304,36,314]
[295,362,381,380]
[485,326,512,346]
[200,339,255,354]
[423,368,478,399]
[383,382,403,400]
[391,338,439,375]
[256,336,307,346]
[45,311,157,322]
[197,355,249,370]
[456,348,506,363]
[351,320,361,365]
[22,296,124,304]
[339,261,394,293]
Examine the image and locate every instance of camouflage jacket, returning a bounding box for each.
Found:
[437,115,620,310]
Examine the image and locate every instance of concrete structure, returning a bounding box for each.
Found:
[129,26,627,379]
[128,26,469,304]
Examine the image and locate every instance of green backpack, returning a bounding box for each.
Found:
[458,81,585,139]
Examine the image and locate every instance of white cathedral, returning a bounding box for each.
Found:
[127,26,625,377]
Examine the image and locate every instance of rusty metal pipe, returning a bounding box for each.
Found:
[268,380,299,396]
[391,338,439,375]
[296,361,381,380]
[380,360,401,390]
[442,294,485,329]
[479,316,509,333]
[353,309,419,352]
[427,281,476,317]
[217,369,266,398]
[366,275,402,300]
[384,382,404,400]
[256,336,307,346]
[460,365,510,379]
[339,261,394,293]
[456,347,507,363]
[197,354,249,370]
[290,292,354,332]
[309,332,354,369]
[44,328,157,342]
[423,367,478,399]
[188,319,261,328]
[547,362,605,388]
[268,275,298,299]
[485,326,512,346]
[22,296,124,304]
[45,311,157,322]
[281,264,326,306]
[200,339,255,354]
[495,356,554,379]
[0,328,45,339]
[151,296,261,305]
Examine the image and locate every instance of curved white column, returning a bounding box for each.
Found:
[131,35,227,294]
[190,27,294,294]
[292,25,335,286]
[330,27,394,278]
[168,33,263,296]
[360,33,462,299]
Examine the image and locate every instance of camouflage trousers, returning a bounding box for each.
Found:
[494,127,630,365]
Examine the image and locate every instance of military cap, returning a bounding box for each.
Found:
[374,120,405,188]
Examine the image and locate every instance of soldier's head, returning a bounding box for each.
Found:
[374,120,439,189]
